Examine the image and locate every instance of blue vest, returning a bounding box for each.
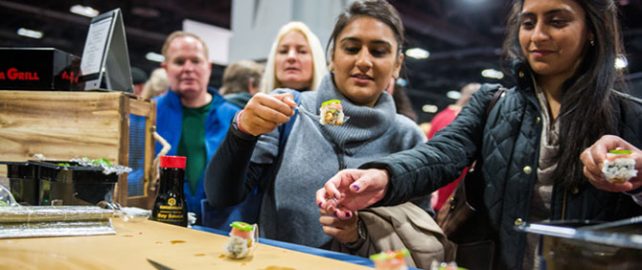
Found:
[154,87,239,225]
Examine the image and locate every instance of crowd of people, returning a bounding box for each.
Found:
[134,0,642,269]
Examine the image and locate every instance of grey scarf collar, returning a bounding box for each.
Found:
[301,74,396,152]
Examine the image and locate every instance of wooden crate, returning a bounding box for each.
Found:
[0,90,156,207]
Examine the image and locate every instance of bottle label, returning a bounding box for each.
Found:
[153,197,187,226]
[152,165,188,227]
[154,206,185,223]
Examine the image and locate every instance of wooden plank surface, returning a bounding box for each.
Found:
[128,96,155,116]
[116,94,129,203]
[0,219,372,270]
[0,90,156,206]
[0,90,122,163]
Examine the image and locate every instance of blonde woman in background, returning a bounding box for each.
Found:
[259,21,327,93]
[141,68,169,100]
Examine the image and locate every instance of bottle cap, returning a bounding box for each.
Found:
[160,155,186,169]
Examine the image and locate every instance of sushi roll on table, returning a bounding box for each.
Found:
[370,249,410,270]
[225,221,257,259]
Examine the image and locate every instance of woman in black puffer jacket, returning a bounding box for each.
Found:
[316,0,642,269]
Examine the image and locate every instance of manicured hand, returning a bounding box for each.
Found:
[316,168,389,220]
[319,208,358,244]
[580,135,642,192]
[238,92,296,136]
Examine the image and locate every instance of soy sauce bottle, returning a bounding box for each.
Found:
[151,155,188,227]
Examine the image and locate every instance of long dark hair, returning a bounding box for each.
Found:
[502,0,624,188]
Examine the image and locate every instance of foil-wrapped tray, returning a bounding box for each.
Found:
[0,206,115,238]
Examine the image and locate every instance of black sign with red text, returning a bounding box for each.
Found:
[0,48,80,90]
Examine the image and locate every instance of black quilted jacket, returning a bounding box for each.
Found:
[363,70,642,269]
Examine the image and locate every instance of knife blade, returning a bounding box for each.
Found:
[146,258,174,270]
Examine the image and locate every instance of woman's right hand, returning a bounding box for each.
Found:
[238,92,297,136]
[580,135,642,193]
[316,168,390,220]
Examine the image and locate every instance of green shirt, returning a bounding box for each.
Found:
[178,101,213,193]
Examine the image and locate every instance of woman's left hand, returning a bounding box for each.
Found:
[319,208,359,244]
[580,135,642,193]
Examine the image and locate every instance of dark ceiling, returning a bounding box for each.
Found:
[2,0,642,123]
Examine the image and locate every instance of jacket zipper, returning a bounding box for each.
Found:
[338,154,346,169]
[561,189,568,220]
[332,145,347,169]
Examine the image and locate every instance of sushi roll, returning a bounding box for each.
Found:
[602,149,638,183]
[320,99,345,125]
[430,261,466,270]
[370,249,410,270]
[225,221,257,259]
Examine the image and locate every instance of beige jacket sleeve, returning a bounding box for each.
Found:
[330,202,455,269]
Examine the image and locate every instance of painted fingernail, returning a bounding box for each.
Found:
[351,184,360,191]
[346,212,352,218]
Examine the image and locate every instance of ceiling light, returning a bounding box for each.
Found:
[146,52,165,63]
[70,5,99,18]
[132,7,160,18]
[615,55,628,69]
[422,104,438,113]
[481,68,504,79]
[447,90,461,100]
[406,48,430,60]
[17,28,43,39]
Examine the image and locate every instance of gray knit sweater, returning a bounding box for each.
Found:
[208,74,425,247]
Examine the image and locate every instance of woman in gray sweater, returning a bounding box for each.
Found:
[204,0,425,248]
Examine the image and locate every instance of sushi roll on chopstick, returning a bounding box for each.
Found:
[320,99,345,125]
[225,221,257,259]
[602,149,638,183]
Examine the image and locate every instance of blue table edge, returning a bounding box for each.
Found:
[193,225,375,268]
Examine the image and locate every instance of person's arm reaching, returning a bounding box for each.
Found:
[205,92,296,207]
[317,85,504,218]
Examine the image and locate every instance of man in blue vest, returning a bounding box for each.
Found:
[155,31,239,225]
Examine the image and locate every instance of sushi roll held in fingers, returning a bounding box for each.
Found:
[602,149,638,184]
